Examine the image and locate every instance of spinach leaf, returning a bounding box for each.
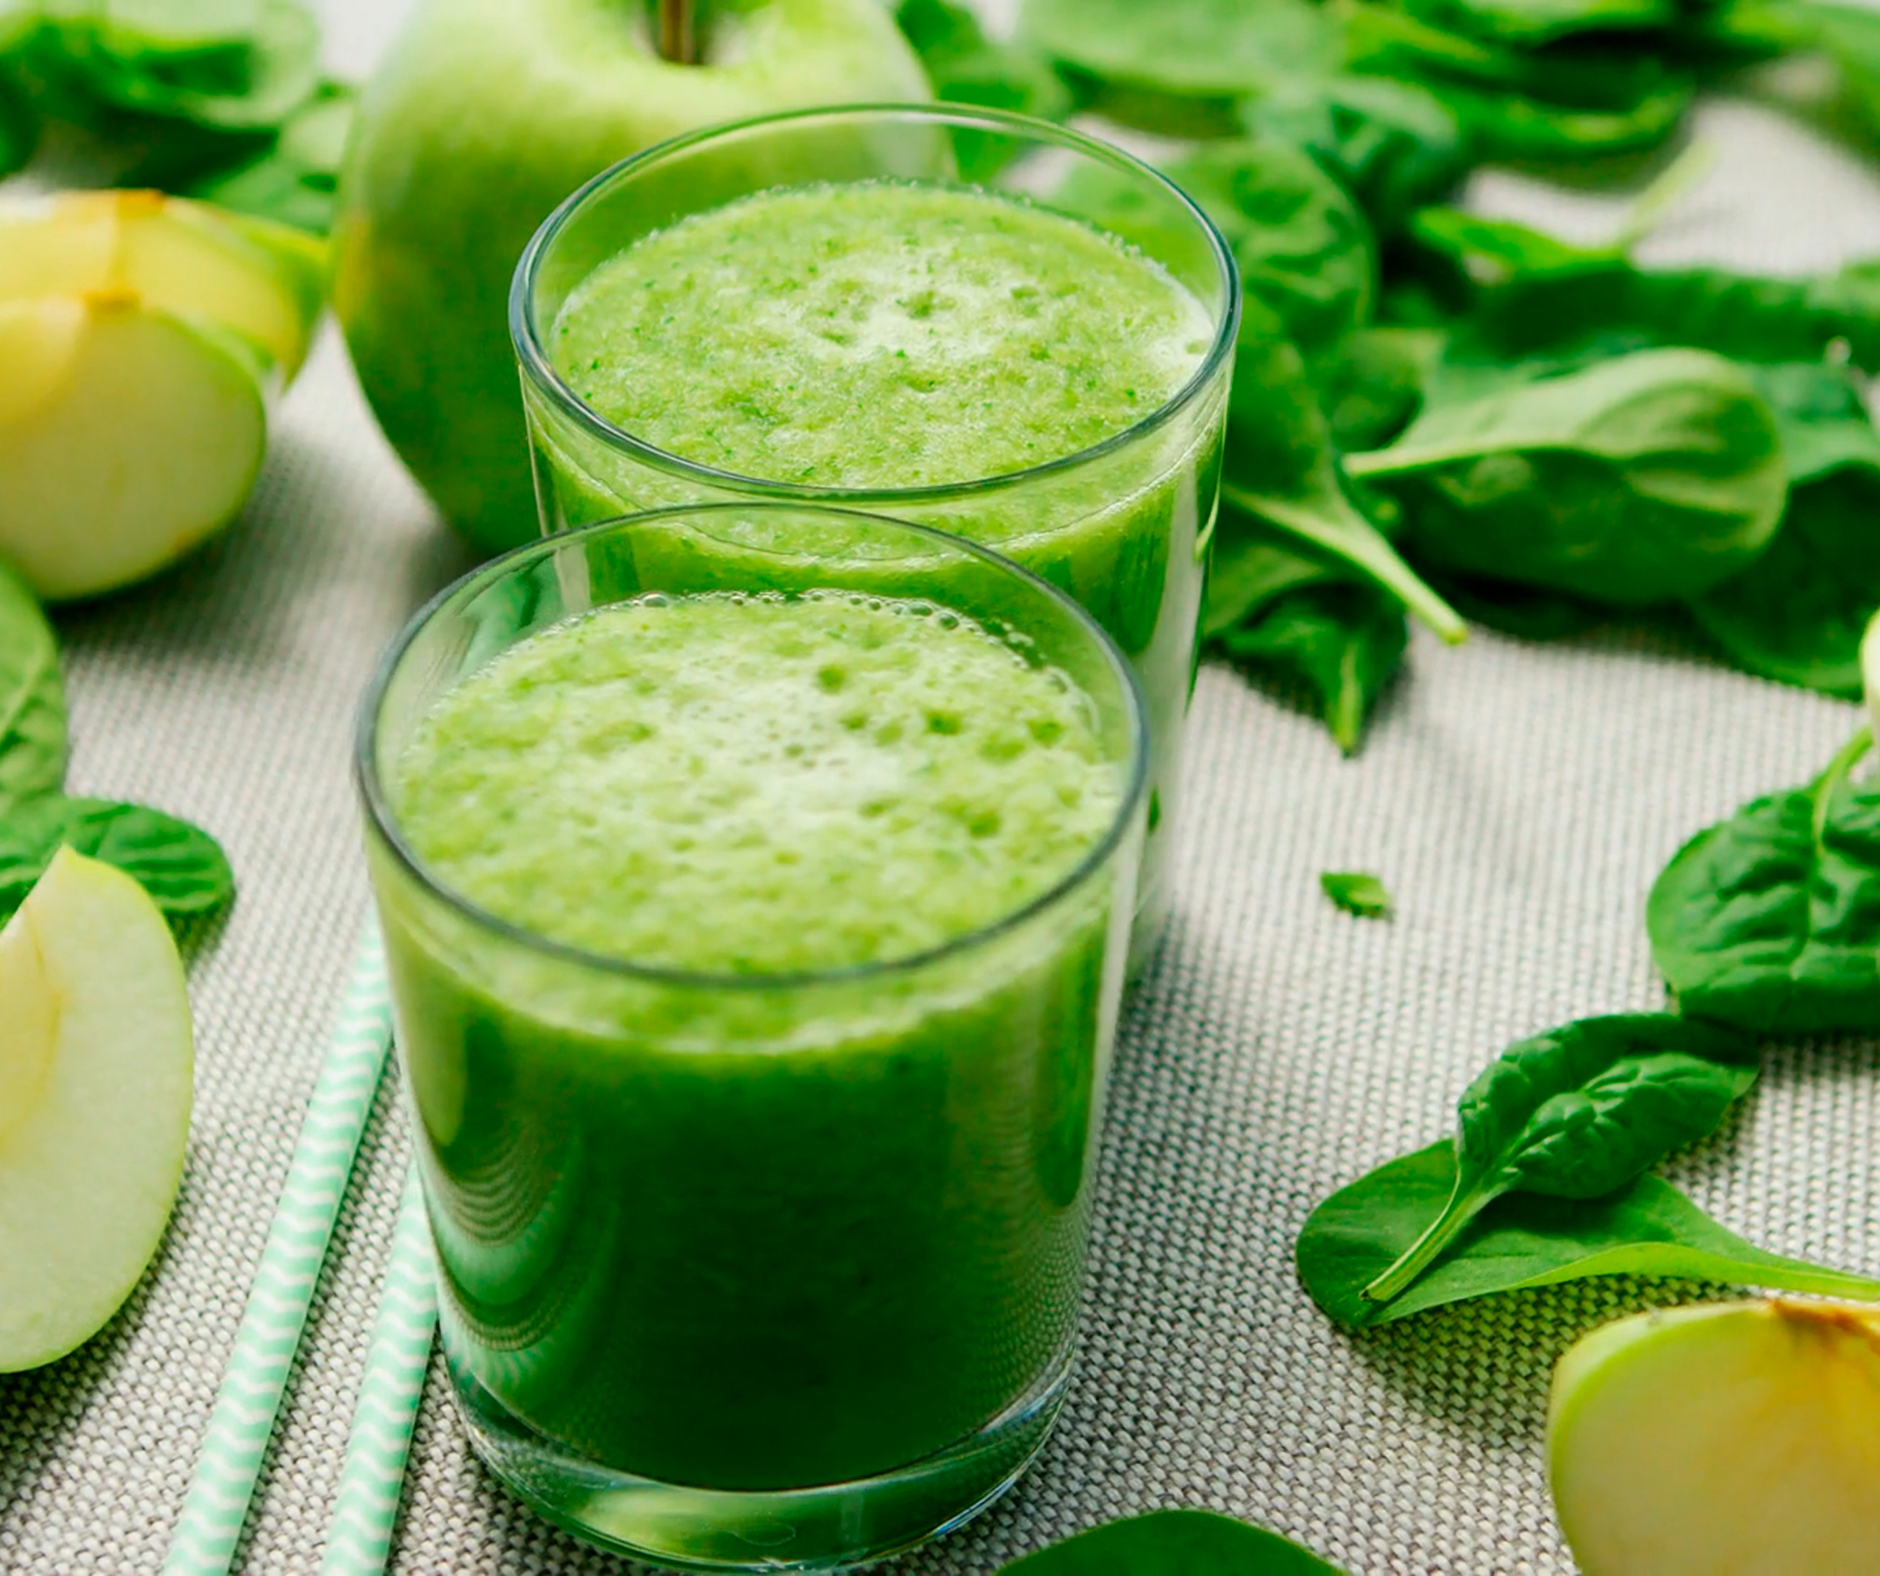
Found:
[1347,347,1788,606]
[41,0,320,131]
[1054,137,1372,362]
[1221,299,1466,642]
[1647,728,1880,1035]
[0,559,67,814]
[1166,138,1376,361]
[1689,364,1880,695]
[1464,259,1880,373]
[1402,0,1676,47]
[1241,73,1466,233]
[0,67,32,177]
[1322,870,1392,916]
[1298,1139,1880,1327]
[1020,0,1338,131]
[1000,1510,1346,1574]
[1420,568,1609,638]
[1313,326,1443,453]
[1216,577,1408,754]
[1409,205,1621,282]
[184,77,350,233]
[0,796,235,922]
[1360,1013,1757,1305]
[1424,74,1692,163]
[1203,519,1339,640]
[1340,1,1695,162]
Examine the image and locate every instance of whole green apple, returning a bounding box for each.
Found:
[331,0,930,555]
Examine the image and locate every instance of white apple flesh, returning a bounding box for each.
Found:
[0,190,322,602]
[0,294,268,601]
[332,0,931,556]
[1548,1298,1880,1574]
[0,848,194,1373]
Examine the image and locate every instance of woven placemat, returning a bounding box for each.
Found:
[3,7,1879,1571]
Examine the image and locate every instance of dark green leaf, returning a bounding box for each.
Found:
[1242,73,1466,233]
[1203,518,1340,639]
[27,0,318,131]
[1298,1139,1880,1327]
[1000,1509,1347,1574]
[1340,1,1695,162]
[1690,469,1880,693]
[1687,364,1880,695]
[183,77,350,231]
[0,796,234,921]
[0,67,34,177]
[1402,0,1676,47]
[1348,347,1789,606]
[1020,0,1339,131]
[1428,75,1692,163]
[1322,870,1392,916]
[0,560,67,815]
[1312,325,1442,452]
[1220,300,1466,642]
[1420,567,1609,638]
[89,0,265,60]
[1360,1013,1756,1304]
[1216,577,1408,754]
[1647,731,1880,1035]
[1409,205,1620,281]
[1463,259,1880,374]
[1160,137,1375,361]
[895,0,1069,179]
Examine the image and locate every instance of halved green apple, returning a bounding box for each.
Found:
[0,189,324,602]
[1548,1298,1880,1574]
[0,846,194,1372]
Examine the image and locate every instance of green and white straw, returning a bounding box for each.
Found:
[321,1169,438,1576]
[164,924,397,1576]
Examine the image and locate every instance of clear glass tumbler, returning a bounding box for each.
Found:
[357,504,1147,1571]
[509,104,1237,966]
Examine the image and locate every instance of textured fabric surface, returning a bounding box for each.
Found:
[4,6,1880,1572]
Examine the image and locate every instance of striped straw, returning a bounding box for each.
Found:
[164,924,396,1576]
[320,1168,438,1576]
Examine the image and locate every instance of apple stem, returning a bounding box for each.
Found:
[657,0,696,63]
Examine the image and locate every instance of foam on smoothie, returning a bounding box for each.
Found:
[549,180,1214,489]
[392,590,1123,976]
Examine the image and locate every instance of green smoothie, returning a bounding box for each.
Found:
[551,182,1213,490]
[377,586,1133,1492]
[528,179,1230,954]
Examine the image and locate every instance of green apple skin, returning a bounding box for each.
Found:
[331,0,931,557]
[0,848,193,1372]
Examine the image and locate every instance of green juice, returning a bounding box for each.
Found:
[377,588,1133,1492]
[528,180,1226,952]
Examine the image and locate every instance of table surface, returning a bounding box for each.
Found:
[6,6,1880,1573]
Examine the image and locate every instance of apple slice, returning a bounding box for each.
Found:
[1548,1298,1880,1574]
[0,189,323,602]
[0,847,194,1372]
[0,291,267,601]
[0,190,324,378]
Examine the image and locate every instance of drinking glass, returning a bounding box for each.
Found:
[510,104,1237,966]
[357,504,1148,1571]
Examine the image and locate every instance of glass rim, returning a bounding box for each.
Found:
[356,503,1150,993]
[509,100,1242,506]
